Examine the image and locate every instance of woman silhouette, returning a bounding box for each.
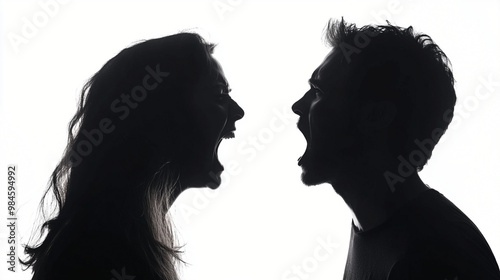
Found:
[22,33,244,280]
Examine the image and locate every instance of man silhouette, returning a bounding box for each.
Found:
[292,18,500,279]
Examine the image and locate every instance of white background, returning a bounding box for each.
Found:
[1,0,500,279]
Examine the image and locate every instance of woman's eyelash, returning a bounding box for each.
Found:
[216,93,230,101]
[221,95,231,100]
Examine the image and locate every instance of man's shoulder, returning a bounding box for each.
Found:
[391,189,500,279]
[388,254,459,280]
[402,189,480,235]
[403,189,490,253]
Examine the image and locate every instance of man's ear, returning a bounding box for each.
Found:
[356,100,397,133]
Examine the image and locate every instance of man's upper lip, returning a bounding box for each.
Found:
[221,126,236,137]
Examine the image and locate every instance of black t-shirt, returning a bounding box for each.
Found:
[343,189,500,280]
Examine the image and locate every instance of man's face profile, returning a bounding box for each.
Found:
[292,50,359,186]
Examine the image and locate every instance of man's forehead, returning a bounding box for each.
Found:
[311,51,353,94]
[314,50,342,80]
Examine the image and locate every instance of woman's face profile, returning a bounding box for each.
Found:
[176,57,244,190]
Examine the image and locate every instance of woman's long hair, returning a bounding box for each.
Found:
[22,33,216,280]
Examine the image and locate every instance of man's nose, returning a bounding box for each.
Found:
[231,99,244,121]
[292,91,313,116]
[292,99,303,116]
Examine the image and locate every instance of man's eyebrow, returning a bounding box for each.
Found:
[309,68,323,89]
[308,79,323,90]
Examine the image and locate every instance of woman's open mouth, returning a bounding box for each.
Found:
[214,129,236,160]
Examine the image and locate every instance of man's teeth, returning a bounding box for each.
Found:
[222,132,235,139]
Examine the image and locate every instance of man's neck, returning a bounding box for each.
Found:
[334,172,430,232]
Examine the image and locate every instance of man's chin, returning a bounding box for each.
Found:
[300,165,329,186]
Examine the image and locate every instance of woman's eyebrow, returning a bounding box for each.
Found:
[211,83,232,93]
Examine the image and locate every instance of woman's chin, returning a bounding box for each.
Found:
[183,158,224,189]
[206,158,224,189]
[206,176,221,189]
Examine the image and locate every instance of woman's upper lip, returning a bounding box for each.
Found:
[223,125,236,134]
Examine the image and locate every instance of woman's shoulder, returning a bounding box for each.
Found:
[44,235,113,279]
[44,233,153,280]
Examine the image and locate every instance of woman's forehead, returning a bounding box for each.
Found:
[208,57,229,87]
